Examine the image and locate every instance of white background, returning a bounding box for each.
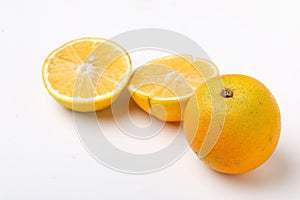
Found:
[1,0,300,199]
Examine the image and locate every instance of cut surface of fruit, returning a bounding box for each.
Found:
[42,38,132,112]
[128,55,219,122]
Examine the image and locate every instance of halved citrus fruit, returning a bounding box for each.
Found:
[42,38,132,112]
[128,55,219,122]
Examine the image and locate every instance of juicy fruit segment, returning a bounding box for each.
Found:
[184,74,281,174]
[42,38,132,112]
[128,55,219,122]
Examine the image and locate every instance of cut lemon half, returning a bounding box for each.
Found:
[128,55,219,122]
[42,38,132,112]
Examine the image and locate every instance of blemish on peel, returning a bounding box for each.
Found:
[269,136,273,143]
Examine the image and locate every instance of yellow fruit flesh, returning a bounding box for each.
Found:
[42,38,131,112]
[128,55,219,122]
[184,74,281,174]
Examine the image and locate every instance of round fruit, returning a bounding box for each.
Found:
[128,55,219,122]
[184,74,281,174]
[42,38,132,112]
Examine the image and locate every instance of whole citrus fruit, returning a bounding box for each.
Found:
[184,74,281,174]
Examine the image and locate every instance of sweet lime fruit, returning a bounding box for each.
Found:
[128,55,219,122]
[42,38,132,112]
[184,74,281,174]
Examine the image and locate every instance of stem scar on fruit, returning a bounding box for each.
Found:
[221,88,234,98]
